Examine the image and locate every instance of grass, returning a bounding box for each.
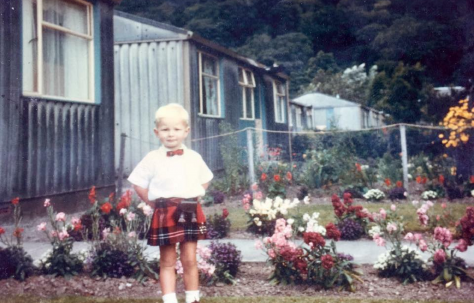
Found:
[221,202,471,234]
[2,296,469,303]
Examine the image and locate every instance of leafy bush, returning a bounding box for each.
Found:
[257,161,293,198]
[206,209,231,239]
[0,246,35,281]
[208,241,242,283]
[337,219,365,240]
[388,186,407,200]
[91,243,135,278]
[374,246,429,284]
[38,237,83,277]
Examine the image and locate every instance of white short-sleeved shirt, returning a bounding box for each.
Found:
[127,145,213,201]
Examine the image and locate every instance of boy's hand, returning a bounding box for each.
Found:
[132,185,151,206]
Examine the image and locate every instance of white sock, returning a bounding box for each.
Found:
[162,292,178,303]
[185,290,200,303]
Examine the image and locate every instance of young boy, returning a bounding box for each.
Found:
[128,103,213,303]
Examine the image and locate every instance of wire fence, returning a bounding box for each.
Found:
[116,123,474,199]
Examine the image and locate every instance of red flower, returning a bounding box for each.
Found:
[325,223,341,241]
[117,190,132,212]
[321,254,334,270]
[396,181,403,188]
[113,226,121,235]
[280,245,299,262]
[88,186,97,204]
[384,178,391,186]
[470,176,474,184]
[421,176,427,184]
[439,175,445,184]
[11,197,19,205]
[355,163,362,172]
[303,232,325,248]
[100,202,113,214]
[286,171,292,181]
[293,258,308,274]
[222,208,229,219]
[13,227,24,238]
[74,222,83,232]
[273,174,281,182]
[416,176,421,184]
[343,193,353,205]
[0,227,5,235]
[108,192,115,203]
[261,173,267,181]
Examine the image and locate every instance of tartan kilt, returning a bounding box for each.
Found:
[147,198,207,246]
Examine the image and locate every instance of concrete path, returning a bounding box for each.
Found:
[14,239,474,265]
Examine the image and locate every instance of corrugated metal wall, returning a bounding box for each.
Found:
[114,40,186,176]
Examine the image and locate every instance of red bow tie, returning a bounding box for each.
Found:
[167,149,184,157]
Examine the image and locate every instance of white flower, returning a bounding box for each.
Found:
[37,222,47,231]
[143,205,154,217]
[119,208,127,215]
[363,189,385,201]
[256,221,262,226]
[303,196,310,205]
[303,213,311,222]
[126,212,136,221]
[287,218,294,225]
[137,202,146,209]
[421,191,437,200]
[368,226,382,238]
[298,227,305,232]
[472,189,474,197]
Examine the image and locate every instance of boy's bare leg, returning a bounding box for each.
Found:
[180,241,199,290]
[159,244,178,295]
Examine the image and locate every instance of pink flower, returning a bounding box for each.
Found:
[427,201,434,207]
[433,249,446,264]
[44,199,51,207]
[102,228,110,239]
[50,230,58,238]
[414,233,423,241]
[254,240,263,250]
[263,237,271,244]
[55,212,66,222]
[373,233,386,247]
[404,232,414,241]
[254,191,263,200]
[418,214,429,226]
[434,227,452,248]
[379,209,387,219]
[436,215,441,221]
[58,229,69,241]
[441,202,447,209]
[391,204,396,211]
[418,239,428,252]
[71,217,81,225]
[387,222,398,234]
[37,222,47,231]
[143,205,154,217]
[251,183,259,191]
[455,239,468,252]
[268,249,276,259]
[128,231,136,238]
[243,203,250,211]
[175,260,184,275]
[126,212,136,222]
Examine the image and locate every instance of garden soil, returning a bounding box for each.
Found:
[2,263,474,301]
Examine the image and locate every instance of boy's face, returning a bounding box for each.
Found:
[154,116,190,150]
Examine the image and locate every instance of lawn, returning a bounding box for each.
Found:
[225,202,469,233]
[2,296,468,303]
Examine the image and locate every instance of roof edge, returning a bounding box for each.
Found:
[114,10,192,36]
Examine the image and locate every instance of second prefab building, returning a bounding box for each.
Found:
[113,11,291,174]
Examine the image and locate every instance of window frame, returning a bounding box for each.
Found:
[273,80,286,123]
[198,51,221,118]
[296,107,302,128]
[238,67,256,120]
[22,0,96,103]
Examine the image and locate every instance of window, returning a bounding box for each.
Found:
[306,108,313,129]
[199,52,220,117]
[238,67,255,120]
[273,80,286,123]
[22,0,95,103]
[296,107,302,128]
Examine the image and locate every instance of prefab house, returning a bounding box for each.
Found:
[289,100,313,132]
[293,93,385,131]
[113,11,291,174]
[0,0,119,212]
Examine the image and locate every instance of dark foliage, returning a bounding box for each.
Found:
[91,244,136,279]
[209,241,242,278]
[212,191,225,204]
[388,187,407,200]
[0,247,35,281]
[337,219,364,240]
[206,213,231,239]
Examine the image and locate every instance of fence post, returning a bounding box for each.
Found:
[399,125,409,193]
[246,128,256,184]
[116,133,127,200]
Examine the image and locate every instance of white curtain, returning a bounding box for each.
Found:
[22,0,38,93]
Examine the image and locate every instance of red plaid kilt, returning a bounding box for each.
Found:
[148,198,207,246]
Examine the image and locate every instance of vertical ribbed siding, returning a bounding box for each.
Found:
[114,40,186,176]
[17,99,100,198]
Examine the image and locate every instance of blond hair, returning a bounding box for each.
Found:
[154,103,189,127]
